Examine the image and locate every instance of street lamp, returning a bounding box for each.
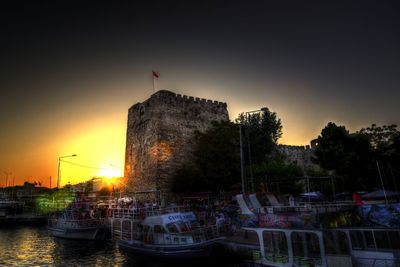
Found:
[239,107,267,194]
[57,154,77,188]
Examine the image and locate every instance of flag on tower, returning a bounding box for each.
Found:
[152,70,159,93]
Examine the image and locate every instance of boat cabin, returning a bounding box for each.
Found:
[113,211,220,246]
[245,227,400,267]
[141,212,203,245]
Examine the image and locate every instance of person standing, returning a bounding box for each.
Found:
[289,194,296,207]
[352,192,364,206]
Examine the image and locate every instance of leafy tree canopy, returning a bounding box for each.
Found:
[172,108,284,194]
[253,156,303,194]
[314,122,400,191]
[171,121,240,193]
[236,108,283,164]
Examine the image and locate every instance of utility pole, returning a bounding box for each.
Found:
[3,171,11,187]
[239,124,246,194]
[376,160,388,204]
[240,107,267,194]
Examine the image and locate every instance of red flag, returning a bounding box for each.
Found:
[152,70,159,78]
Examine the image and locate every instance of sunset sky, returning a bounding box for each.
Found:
[1,1,399,187]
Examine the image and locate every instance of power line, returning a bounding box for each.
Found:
[60,160,116,171]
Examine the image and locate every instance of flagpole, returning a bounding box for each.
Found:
[153,73,155,93]
[152,70,159,93]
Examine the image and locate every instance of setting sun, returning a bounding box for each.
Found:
[97,165,122,179]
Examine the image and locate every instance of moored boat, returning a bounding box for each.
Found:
[243,226,400,267]
[235,193,400,266]
[110,206,225,258]
[48,200,106,240]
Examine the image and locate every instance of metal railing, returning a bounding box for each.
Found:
[257,201,356,214]
[110,205,191,220]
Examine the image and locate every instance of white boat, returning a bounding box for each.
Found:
[244,227,400,267]
[110,206,224,258]
[236,193,400,266]
[48,201,106,240]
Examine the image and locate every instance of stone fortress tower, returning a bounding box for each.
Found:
[124,90,229,194]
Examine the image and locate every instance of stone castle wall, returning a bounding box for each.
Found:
[124,90,229,193]
[278,142,320,172]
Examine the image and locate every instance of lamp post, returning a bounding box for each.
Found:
[57,154,77,188]
[239,107,267,194]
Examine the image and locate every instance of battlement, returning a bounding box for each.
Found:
[278,144,312,151]
[149,90,227,108]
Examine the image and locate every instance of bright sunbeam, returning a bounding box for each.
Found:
[97,165,121,178]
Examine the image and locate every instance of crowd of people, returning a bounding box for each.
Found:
[103,196,241,233]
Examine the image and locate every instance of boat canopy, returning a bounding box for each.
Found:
[362,189,400,199]
[142,212,197,226]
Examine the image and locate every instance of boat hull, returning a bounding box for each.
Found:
[119,239,219,259]
[48,226,106,240]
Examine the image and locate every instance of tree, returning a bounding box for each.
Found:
[358,124,400,191]
[172,107,284,194]
[171,121,241,193]
[313,122,351,172]
[253,156,303,194]
[236,108,283,165]
[313,122,376,191]
[358,124,399,150]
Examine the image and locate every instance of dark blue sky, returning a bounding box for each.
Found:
[1,1,400,183]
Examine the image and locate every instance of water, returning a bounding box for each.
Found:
[0,227,246,267]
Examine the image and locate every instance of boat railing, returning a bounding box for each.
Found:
[257,201,356,214]
[48,218,103,228]
[110,206,191,220]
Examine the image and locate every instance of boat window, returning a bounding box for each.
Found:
[374,231,390,250]
[363,231,375,249]
[291,232,322,266]
[263,231,288,264]
[154,225,166,234]
[337,231,350,253]
[176,222,191,232]
[143,225,151,233]
[375,231,400,250]
[323,231,349,255]
[166,223,179,233]
[350,231,365,250]
[389,231,400,250]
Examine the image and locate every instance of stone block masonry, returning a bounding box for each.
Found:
[124,90,229,194]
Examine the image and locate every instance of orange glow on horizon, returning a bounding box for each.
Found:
[100,176,122,188]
